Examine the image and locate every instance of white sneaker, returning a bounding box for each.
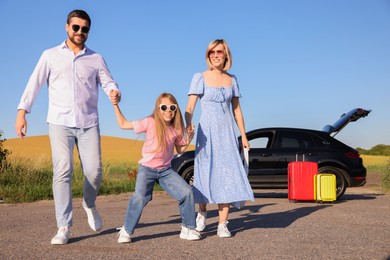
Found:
[195,211,207,232]
[83,201,102,232]
[217,221,231,238]
[51,226,71,245]
[179,226,201,241]
[117,227,131,243]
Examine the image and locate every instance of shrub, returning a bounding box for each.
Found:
[0,130,11,171]
[382,159,390,192]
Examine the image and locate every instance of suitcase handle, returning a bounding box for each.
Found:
[295,154,306,161]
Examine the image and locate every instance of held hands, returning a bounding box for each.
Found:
[177,124,195,154]
[109,89,121,105]
[186,124,195,137]
[186,124,195,135]
[185,124,195,145]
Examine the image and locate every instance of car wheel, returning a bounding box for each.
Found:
[318,166,347,199]
[181,165,194,186]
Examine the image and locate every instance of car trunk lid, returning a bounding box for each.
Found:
[322,108,371,137]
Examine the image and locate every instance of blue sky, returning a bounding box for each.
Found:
[0,0,389,149]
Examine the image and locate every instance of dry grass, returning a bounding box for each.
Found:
[5,135,194,164]
[361,155,389,167]
[5,135,143,163]
[5,137,386,167]
[100,136,143,162]
[5,135,52,161]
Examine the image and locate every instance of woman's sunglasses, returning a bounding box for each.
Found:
[159,104,177,112]
[209,50,225,57]
[71,24,90,34]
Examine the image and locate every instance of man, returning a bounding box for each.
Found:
[15,9,120,245]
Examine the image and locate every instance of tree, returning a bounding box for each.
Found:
[357,144,390,156]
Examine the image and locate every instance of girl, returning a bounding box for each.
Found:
[114,92,201,243]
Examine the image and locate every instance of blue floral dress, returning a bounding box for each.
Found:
[188,73,254,208]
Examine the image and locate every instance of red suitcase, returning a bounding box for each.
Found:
[288,155,318,202]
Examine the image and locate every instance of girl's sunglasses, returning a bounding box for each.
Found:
[71,24,90,34]
[159,104,177,112]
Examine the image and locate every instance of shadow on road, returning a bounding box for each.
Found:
[253,191,288,198]
[215,203,330,236]
[68,190,385,243]
[70,202,329,242]
[337,192,383,202]
[252,190,383,201]
[69,228,118,244]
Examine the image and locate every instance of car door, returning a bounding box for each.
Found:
[246,130,276,186]
[273,129,319,184]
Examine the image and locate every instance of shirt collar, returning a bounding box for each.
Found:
[60,41,88,54]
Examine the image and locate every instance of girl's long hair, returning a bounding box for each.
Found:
[151,93,185,152]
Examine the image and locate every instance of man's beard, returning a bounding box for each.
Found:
[69,34,86,47]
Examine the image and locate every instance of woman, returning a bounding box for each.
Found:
[185,39,254,238]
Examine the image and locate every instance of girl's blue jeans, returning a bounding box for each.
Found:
[123,164,196,234]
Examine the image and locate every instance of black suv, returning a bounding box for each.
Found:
[171,108,371,199]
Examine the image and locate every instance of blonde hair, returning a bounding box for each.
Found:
[151,92,185,152]
[205,39,232,71]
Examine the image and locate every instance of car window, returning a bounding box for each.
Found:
[277,131,315,148]
[248,132,274,148]
[311,133,331,147]
[249,137,269,148]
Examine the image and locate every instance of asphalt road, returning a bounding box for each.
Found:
[1,183,389,259]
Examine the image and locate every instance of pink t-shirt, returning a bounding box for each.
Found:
[133,116,186,169]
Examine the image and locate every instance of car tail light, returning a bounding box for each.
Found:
[345,151,361,159]
[353,177,366,180]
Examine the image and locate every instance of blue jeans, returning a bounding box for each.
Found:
[49,124,102,227]
[123,165,196,234]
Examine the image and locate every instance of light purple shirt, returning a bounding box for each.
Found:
[17,41,119,128]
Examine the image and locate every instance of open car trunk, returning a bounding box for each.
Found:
[322,108,371,137]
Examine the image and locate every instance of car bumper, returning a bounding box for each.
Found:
[349,176,366,187]
[348,167,367,187]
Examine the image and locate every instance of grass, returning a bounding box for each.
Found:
[361,155,389,174]
[361,155,390,192]
[0,155,151,203]
[0,156,53,203]
[1,136,389,202]
[1,136,165,203]
[361,155,388,168]
[4,135,145,163]
[382,163,390,192]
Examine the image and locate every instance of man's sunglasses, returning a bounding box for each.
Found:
[159,104,177,112]
[71,24,90,34]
